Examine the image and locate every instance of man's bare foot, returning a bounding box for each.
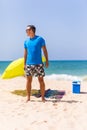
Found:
[42,98,47,103]
[26,98,30,102]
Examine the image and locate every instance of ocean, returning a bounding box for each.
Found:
[0,61,12,75]
[0,60,87,81]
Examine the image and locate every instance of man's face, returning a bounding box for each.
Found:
[26,29,34,37]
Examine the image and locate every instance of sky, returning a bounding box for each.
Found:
[0,0,87,61]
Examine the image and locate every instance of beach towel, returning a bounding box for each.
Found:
[32,89,65,99]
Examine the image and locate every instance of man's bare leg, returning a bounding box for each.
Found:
[26,76,32,102]
[38,77,46,102]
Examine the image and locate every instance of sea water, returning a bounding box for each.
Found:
[44,60,87,81]
[0,61,12,75]
[0,60,87,81]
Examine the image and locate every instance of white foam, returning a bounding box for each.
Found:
[45,74,82,81]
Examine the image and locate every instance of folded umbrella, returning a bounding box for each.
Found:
[1,56,46,79]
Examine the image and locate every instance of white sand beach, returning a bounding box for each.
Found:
[0,77,87,130]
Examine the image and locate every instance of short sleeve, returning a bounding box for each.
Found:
[40,37,45,47]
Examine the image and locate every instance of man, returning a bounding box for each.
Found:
[24,25,49,102]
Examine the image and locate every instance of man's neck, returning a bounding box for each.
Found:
[30,34,35,39]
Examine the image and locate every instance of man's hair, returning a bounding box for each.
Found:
[27,25,36,33]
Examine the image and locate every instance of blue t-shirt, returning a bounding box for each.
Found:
[24,35,45,65]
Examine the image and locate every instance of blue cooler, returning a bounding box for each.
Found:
[72,81,81,94]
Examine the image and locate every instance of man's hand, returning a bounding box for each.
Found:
[24,65,26,70]
[45,61,49,68]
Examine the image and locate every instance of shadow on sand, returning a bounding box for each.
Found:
[80,91,87,94]
[12,89,83,103]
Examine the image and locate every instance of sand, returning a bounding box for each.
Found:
[0,77,87,130]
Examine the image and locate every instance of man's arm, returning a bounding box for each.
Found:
[42,45,49,68]
[24,48,27,69]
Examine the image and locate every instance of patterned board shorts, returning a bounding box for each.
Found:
[25,64,45,77]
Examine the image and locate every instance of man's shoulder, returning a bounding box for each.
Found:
[36,36,45,42]
[36,35,44,39]
[36,36,45,46]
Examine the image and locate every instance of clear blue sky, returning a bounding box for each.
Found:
[0,0,87,60]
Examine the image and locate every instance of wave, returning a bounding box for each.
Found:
[0,72,87,81]
[45,74,83,81]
